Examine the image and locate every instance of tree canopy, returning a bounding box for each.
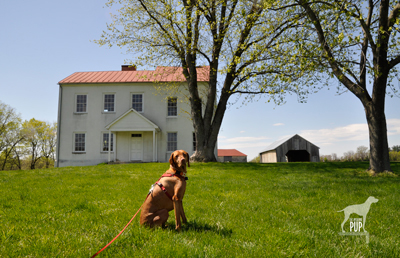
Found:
[97,0,400,170]
[266,0,400,173]
[0,101,57,170]
[96,0,313,161]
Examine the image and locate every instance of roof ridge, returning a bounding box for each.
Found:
[59,66,210,84]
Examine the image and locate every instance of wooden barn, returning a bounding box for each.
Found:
[259,134,320,163]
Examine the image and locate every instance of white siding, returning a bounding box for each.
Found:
[261,150,277,163]
[57,82,207,167]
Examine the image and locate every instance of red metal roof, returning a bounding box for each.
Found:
[59,66,209,84]
[218,149,247,157]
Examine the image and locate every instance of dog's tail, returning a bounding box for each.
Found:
[337,209,344,212]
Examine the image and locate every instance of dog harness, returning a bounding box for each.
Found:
[148,173,188,200]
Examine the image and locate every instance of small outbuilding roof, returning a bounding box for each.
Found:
[218,149,247,157]
[260,134,319,154]
[58,66,209,84]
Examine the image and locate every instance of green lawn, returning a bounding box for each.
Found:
[1,162,399,257]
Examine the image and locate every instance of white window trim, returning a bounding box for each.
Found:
[101,132,114,153]
[167,132,178,152]
[131,93,144,113]
[74,94,88,114]
[102,93,116,114]
[167,97,178,118]
[73,132,86,153]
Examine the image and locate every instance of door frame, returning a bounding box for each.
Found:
[130,133,143,161]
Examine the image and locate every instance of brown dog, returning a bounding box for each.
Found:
[140,150,189,231]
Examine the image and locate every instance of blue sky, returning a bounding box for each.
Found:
[1,0,399,160]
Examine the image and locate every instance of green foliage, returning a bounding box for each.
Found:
[95,0,330,161]
[267,0,400,97]
[249,155,260,163]
[0,101,57,170]
[1,162,400,257]
[389,151,400,162]
[272,1,400,172]
[392,145,400,152]
[0,101,24,170]
[96,0,314,102]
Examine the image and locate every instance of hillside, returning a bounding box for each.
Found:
[1,162,399,257]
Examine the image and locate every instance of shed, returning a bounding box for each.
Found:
[218,149,247,162]
[259,134,320,163]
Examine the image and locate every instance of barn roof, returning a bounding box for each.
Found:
[58,66,209,84]
[218,149,247,157]
[259,134,319,154]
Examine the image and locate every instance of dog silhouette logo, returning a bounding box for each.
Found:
[337,196,378,243]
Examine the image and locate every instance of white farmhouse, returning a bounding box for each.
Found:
[56,65,209,167]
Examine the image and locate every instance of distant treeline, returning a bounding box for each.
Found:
[249,145,400,163]
[320,145,400,162]
[0,101,56,170]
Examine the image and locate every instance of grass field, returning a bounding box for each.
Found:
[1,162,399,257]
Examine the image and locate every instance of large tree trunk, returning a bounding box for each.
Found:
[190,86,230,163]
[191,145,217,162]
[365,101,392,174]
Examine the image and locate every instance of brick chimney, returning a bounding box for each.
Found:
[121,65,136,71]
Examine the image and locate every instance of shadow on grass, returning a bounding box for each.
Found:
[165,220,233,236]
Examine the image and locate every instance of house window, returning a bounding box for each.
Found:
[132,94,143,112]
[168,97,177,116]
[167,132,177,152]
[76,95,87,113]
[104,94,115,112]
[102,133,114,152]
[193,132,196,151]
[74,133,86,152]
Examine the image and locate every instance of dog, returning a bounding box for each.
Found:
[337,196,378,232]
[140,150,189,231]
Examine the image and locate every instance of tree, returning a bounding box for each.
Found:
[342,150,355,161]
[22,118,47,169]
[320,154,332,162]
[392,145,400,152]
[96,0,307,161]
[356,146,369,161]
[41,122,57,168]
[271,0,400,173]
[250,155,260,162]
[10,145,26,170]
[0,101,24,170]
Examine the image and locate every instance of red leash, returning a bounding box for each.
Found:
[90,203,143,258]
[90,173,185,257]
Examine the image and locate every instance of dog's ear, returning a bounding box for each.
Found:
[169,152,177,168]
[186,152,190,167]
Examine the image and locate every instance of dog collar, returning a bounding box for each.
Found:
[162,172,188,181]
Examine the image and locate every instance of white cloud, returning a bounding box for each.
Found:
[219,119,400,158]
[218,136,271,149]
[221,136,270,143]
[273,123,284,126]
[240,131,246,133]
[299,118,400,146]
[219,141,272,149]
[388,118,400,136]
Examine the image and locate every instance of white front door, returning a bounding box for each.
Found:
[131,134,143,161]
